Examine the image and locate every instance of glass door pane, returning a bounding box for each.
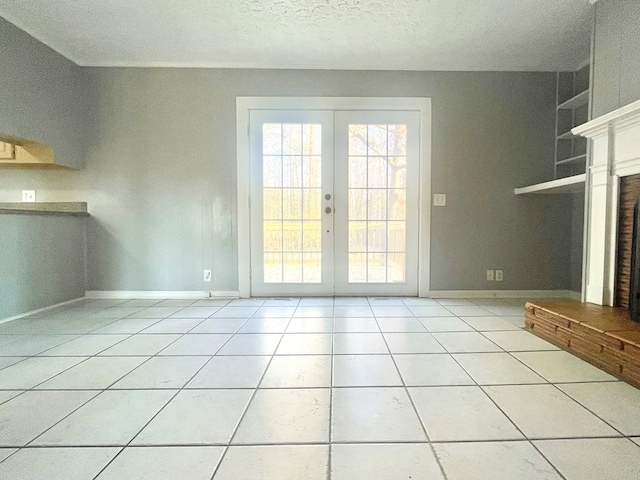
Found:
[334,111,420,296]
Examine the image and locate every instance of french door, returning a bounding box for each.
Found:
[249,109,420,296]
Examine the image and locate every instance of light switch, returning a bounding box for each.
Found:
[433,193,446,207]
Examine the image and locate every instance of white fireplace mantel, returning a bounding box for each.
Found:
[573,99,640,305]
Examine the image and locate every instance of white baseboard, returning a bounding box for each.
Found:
[85,291,240,299]
[425,290,578,299]
[0,297,85,324]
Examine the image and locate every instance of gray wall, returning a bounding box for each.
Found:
[0,215,86,319]
[0,17,89,168]
[0,64,571,292]
[592,0,640,117]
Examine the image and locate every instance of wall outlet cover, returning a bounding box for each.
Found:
[203,270,212,282]
[22,190,36,202]
[433,193,447,207]
[495,270,504,281]
[486,270,495,281]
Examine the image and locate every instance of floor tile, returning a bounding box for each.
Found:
[91,318,162,334]
[250,306,296,318]
[334,306,374,317]
[418,317,475,332]
[276,333,332,354]
[233,389,330,444]
[484,384,619,439]
[471,298,510,307]
[111,356,209,389]
[0,447,119,480]
[408,305,454,317]
[36,356,147,389]
[371,306,414,317]
[96,446,225,480]
[434,441,561,480]
[482,331,559,351]
[99,334,181,356]
[151,299,196,307]
[190,299,231,307]
[261,298,301,307]
[333,317,379,332]
[32,390,176,446]
[394,354,474,386]
[484,305,525,316]
[383,333,446,354]
[293,306,334,317]
[189,318,246,333]
[369,297,408,305]
[332,387,426,442]
[512,351,617,383]
[0,356,26,370]
[49,318,118,334]
[170,306,220,318]
[287,318,334,333]
[534,438,640,480]
[333,333,388,354]
[216,334,282,355]
[376,317,427,332]
[0,356,86,389]
[502,315,527,327]
[187,356,270,388]
[38,334,130,356]
[0,334,78,356]
[237,318,290,333]
[453,353,547,385]
[227,298,265,307]
[409,386,523,441]
[88,306,146,319]
[557,382,640,435]
[120,299,162,307]
[261,355,331,388]
[133,307,184,318]
[139,318,204,333]
[0,391,22,405]
[445,305,492,316]
[461,316,522,331]
[157,334,231,355]
[298,298,334,306]
[632,437,640,447]
[333,355,402,387]
[331,443,445,480]
[403,298,439,305]
[0,390,97,446]
[0,335,27,347]
[133,390,252,445]
[334,297,369,305]
[432,332,502,353]
[0,448,16,462]
[214,445,328,480]
[434,298,474,306]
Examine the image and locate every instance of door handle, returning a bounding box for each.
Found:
[325,207,332,214]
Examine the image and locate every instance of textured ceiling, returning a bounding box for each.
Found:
[0,0,594,71]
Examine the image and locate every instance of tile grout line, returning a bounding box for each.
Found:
[207,307,295,480]
[326,297,335,480]
[370,303,451,480]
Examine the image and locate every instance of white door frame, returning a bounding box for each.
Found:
[236,97,432,297]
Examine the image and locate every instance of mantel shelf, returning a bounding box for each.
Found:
[514,174,586,195]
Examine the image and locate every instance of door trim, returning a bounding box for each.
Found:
[236,97,432,297]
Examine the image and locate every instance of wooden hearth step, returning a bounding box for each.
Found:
[525,300,640,389]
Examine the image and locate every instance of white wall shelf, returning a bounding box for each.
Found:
[514,174,586,195]
[556,153,587,165]
[557,90,589,110]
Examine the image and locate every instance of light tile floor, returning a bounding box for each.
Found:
[0,296,639,479]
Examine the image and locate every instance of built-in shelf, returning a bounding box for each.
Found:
[557,90,589,110]
[0,202,89,216]
[514,174,586,195]
[556,154,587,166]
[557,130,578,141]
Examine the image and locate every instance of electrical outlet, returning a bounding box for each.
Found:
[433,193,447,207]
[22,190,36,202]
[495,270,504,282]
[203,270,212,282]
[486,270,494,281]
